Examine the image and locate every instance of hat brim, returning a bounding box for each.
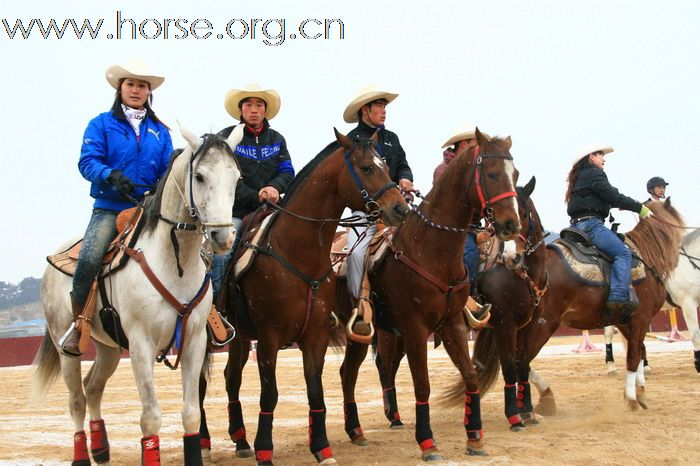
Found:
[224,89,281,120]
[442,130,491,148]
[574,145,614,164]
[343,91,398,123]
[106,64,164,90]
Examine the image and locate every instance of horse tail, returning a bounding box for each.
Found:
[31,330,61,402]
[473,327,500,394]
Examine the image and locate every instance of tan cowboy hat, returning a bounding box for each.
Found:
[343,85,398,123]
[224,84,281,120]
[574,144,614,163]
[441,125,492,148]
[105,59,165,90]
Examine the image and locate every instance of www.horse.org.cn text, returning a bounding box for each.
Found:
[1,11,346,46]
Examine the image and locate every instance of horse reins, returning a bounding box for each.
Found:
[470,145,517,224]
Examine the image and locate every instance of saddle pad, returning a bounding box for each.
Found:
[234,212,278,281]
[46,207,143,277]
[548,238,645,287]
[332,226,393,277]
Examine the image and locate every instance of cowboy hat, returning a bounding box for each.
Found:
[224,84,281,120]
[574,144,614,163]
[442,125,492,148]
[105,59,165,90]
[343,85,398,123]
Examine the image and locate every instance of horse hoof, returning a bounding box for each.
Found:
[236,448,254,458]
[421,449,443,462]
[389,420,404,429]
[627,399,639,411]
[534,391,557,416]
[319,458,337,465]
[509,423,525,432]
[351,435,368,446]
[467,447,488,456]
[201,447,210,460]
[607,369,618,376]
[636,387,649,409]
[644,366,652,374]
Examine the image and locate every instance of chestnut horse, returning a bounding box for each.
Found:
[445,198,685,424]
[335,130,521,461]
[201,130,408,466]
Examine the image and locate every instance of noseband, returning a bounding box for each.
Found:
[343,143,399,218]
[471,145,517,224]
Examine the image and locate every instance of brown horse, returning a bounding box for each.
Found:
[200,129,408,466]
[445,198,685,422]
[335,129,521,461]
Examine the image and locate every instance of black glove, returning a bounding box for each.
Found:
[106,170,135,197]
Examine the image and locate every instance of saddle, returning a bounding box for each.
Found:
[547,227,645,287]
[46,207,144,277]
[233,209,278,281]
[331,223,392,277]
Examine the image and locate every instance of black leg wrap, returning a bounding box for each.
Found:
[695,350,700,373]
[183,433,203,466]
[518,382,534,414]
[415,402,434,445]
[504,384,520,422]
[309,409,331,460]
[344,402,362,439]
[253,412,274,455]
[383,387,401,423]
[605,343,614,363]
[199,408,210,448]
[464,392,483,439]
[228,401,249,449]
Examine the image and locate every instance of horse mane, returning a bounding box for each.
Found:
[279,141,340,207]
[625,200,685,279]
[142,133,236,234]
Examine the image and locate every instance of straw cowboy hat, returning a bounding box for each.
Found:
[224,84,281,120]
[441,125,492,148]
[105,59,165,90]
[343,85,398,123]
[574,144,614,163]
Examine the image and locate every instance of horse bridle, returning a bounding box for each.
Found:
[470,145,518,224]
[343,141,399,220]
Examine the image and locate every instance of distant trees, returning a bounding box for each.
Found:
[0,278,41,310]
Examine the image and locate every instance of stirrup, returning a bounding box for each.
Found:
[207,308,236,347]
[58,324,82,357]
[463,302,491,329]
[346,307,375,344]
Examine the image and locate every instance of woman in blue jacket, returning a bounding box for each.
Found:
[61,60,173,356]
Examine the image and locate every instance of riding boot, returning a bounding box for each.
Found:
[61,292,83,357]
[465,296,492,322]
[352,276,373,337]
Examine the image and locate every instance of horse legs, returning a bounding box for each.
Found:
[300,336,336,465]
[376,331,405,428]
[253,340,280,466]
[83,343,121,464]
[339,340,370,445]
[604,325,617,375]
[179,326,208,466]
[128,339,163,466]
[619,324,645,410]
[437,320,486,457]
[224,337,253,457]
[58,354,90,465]
[679,298,700,373]
[528,369,556,416]
[494,325,524,431]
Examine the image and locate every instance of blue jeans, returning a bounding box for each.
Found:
[72,208,119,306]
[463,232,479,294]
[573,218,631,302]
[211,217,244,299]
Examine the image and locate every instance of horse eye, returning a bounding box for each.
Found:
[487,173,498,181]
[361,165,373,174]
[195,173,205,183]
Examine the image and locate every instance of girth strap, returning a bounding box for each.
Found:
[123,246,210,369]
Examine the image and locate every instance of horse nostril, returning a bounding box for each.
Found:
[395,203,408,218]
[210,231,218,241]
[505,219,515,234]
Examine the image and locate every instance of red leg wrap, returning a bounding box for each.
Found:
[141,435,161,466]
[73,431,89,462]
[89,419,110,463]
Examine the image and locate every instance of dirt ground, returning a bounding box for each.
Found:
[2,333,699,466]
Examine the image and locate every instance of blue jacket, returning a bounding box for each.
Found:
[79,108,173,211]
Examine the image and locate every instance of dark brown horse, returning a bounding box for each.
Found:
[335,129,521,462]
[200,129,408,466]
[445,197,685,423]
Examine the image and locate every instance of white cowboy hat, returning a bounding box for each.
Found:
[343,85,398,123]
[575,144,614,163]
[224,84,281,120]
[105,59,165,90]
[441,125,492,148]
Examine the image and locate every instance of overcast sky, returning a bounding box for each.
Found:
[1,0,698,283]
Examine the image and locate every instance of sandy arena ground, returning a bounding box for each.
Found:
[2,333,699,466]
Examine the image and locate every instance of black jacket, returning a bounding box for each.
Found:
[219,121,294,218]
[348,120,413,183]
[567,162,642,220]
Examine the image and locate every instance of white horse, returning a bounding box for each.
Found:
[665,228,700,373]
[32,124,243,466]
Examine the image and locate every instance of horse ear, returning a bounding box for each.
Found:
[335,127,353,150]
[226,124,245,151]
[369,129,379,144]
[523,176,536,197]
[503,135,513,151]
[475,127,488,147]
[664,196,672,209]
[178,120,200,151]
